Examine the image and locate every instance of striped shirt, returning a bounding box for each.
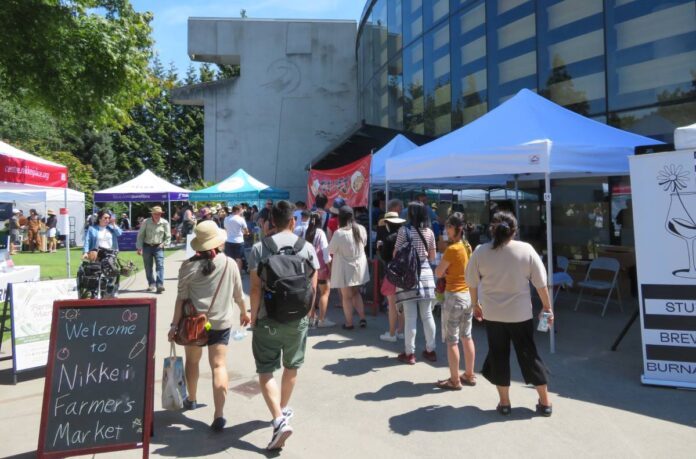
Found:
[395,226,435,260]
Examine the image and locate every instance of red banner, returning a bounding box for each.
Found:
[0,155,68,187]
[307,156,371,209]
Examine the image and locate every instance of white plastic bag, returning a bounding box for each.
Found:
[162,343,187,411]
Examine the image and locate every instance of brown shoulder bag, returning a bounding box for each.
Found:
[174,258,229,346]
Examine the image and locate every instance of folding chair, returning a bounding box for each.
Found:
[574,257,623,316]
[552,256,571,302]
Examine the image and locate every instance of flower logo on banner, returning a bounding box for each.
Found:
[657,164,689,192]
[658,164,696,279]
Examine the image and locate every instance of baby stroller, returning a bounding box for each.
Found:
[77,248,121,299]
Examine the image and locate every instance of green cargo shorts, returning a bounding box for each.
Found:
[252,316,309,374]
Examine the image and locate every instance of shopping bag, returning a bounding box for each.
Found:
[161,343,187,411]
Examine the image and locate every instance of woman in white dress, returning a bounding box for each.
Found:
[328,205,369,329]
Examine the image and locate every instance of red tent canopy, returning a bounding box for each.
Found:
[0,140,67,188]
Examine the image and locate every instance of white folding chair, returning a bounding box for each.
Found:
[552,256,570,302]
[574,257,623,317]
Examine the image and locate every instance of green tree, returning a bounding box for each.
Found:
[0,0,156,129]
[540,55,590,116]
[67,129,120,188]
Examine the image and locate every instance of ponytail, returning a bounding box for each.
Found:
[189,248,218,275]
[491,211,517,249]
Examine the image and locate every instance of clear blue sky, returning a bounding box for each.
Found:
[130,0,365,77]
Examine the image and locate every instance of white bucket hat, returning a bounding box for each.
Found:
[190,220,226,252]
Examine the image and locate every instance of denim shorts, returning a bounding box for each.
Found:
[207,328,231,346]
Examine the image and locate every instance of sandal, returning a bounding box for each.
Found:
[359,319,367,328]
[435,378,463,391]
[342,324,354,330]
[496,404,512,416]
[459,374,477,386]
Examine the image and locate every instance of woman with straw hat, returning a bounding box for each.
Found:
[169,220,250,432]
[45,209,58,253]
[377,210,406,342]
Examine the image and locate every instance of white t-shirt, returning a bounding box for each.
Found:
[293,219,309,238]
[224,214,247,243]
[97,227,113,249]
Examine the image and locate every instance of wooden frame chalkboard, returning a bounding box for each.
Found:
[37,298,156,459]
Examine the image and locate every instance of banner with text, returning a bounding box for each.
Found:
[307,156,371,209]
[629,149,696,389]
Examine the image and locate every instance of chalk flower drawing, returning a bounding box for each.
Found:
[658,164,696,278]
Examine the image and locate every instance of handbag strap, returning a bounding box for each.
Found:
[205,256,229,315]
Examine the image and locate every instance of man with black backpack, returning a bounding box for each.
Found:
[248,200,319,451]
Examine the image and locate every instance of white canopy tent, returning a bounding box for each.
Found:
[0,183,85,246]
[94,169,191,221]
[674,122,696,150]
[386,88,663,352]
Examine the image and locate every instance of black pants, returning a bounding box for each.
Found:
[482,319,548,387]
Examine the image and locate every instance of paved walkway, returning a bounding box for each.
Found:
[1,249,695,458]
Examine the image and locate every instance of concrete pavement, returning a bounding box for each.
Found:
[1,248,695,458]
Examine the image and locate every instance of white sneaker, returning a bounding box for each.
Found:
[317,318,336,328]
[379,332,397,343]
[282,407,294,419]
[267,417,293,450]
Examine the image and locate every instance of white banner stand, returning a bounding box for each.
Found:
[629,149,696,389]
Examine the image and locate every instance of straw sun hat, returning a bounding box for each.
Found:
[378,211,406,226]
[150,206,164,214]
[190,220,226,252]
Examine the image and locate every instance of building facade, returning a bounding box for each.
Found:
[357,0,696,258]
[358,0,695,143]
[172,18,358,200]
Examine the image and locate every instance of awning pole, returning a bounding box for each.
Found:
[64,186,71,278]
[545,171,555,354]
[515,174,520,240]
[368,149,374,259]
[168,196,172,245]
[129,202,132,227]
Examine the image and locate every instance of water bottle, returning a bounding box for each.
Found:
[231,327,248,341]
[537,312,552,332]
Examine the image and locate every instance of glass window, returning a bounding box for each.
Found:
[486,1,537,106]
[403,39,424,134]
[424,0,449,29]
[388,56,404,129]
[451,2,488,129]
[377,67,389,127]
[372,0,389,71]
[606,0,696,110]
[387,0,403,59]
[537,0,606,115]
[552,177,611,259]
[402,0,423,46]
[424,22,451,136]
[609,100,696,144]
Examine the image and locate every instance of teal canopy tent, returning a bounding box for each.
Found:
[189,168,289,202]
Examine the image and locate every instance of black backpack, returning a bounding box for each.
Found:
[386,226,421,290]
[258,236,315,323]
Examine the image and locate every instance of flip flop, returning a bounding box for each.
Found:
[435,378,463,391]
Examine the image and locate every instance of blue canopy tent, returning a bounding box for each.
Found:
[386,88,663,352]
[189,168,289,203]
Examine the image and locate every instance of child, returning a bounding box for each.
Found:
[434,212,476,390]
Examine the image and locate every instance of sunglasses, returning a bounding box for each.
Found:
[266,202,273,206]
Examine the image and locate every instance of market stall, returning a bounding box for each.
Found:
[189,168,289,203]
[94,169,191,249]
[386,88,663,352]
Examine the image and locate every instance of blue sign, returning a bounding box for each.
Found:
[117,231,139,251]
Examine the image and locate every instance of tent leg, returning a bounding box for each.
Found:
[167,198,172,247]
[514,175,520,240]
[129,202,132,226]
[545,173,555,354]
[368,180,373,259]
[64,187,71,278]
[385,181,389,203]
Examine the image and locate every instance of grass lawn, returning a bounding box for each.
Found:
[10,247,180,280]
[1,247,180,343]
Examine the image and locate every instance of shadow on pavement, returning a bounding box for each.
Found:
[312,338,366,350]
[4,452,35,459]
[390,404,536,435]
[356,381,439,401]
[323,355,400,377]
[152,410,272,457]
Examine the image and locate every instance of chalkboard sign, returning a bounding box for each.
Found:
[37,299,156,459]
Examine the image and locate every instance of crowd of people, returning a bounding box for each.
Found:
[7,207,58,254]
[165,195,555,451]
